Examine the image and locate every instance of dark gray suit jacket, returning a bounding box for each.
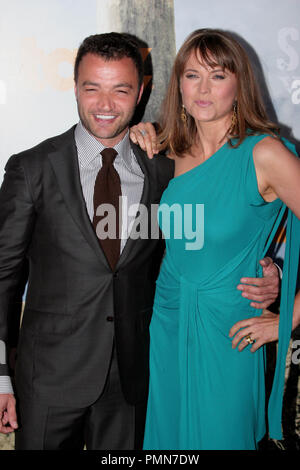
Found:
[0,126,174,407]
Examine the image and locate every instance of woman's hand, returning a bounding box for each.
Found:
[229,309,279,352]
[129,122,158,159]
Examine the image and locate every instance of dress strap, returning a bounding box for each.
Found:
[268,209,300,439]
[262,204,287,258]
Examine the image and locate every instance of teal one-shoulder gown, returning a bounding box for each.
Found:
[143,135,300,450]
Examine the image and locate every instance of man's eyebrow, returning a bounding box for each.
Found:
[113,83,134,89]
[81,81,134,89]
[82,81,100,87]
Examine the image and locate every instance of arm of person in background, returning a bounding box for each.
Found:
[130,123,281,309]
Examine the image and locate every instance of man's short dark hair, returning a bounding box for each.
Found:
[74,32,144,88]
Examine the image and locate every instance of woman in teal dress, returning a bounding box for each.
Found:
[131,29,300,450]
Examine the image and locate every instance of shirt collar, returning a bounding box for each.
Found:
[75,121,134,171]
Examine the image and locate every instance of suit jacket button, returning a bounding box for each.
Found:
[106,316,114,322]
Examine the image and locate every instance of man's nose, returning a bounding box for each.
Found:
[96,92,113,110]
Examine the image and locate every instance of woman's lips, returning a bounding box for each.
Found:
[195,100,212,107]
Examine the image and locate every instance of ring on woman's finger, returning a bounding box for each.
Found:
[139,129,147,137]
[245,334,255,345]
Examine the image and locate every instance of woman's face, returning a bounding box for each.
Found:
[180,50,238,128]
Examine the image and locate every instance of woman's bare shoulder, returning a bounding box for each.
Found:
[253,135,295,168]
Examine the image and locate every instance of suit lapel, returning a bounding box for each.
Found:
[48,129,110,268]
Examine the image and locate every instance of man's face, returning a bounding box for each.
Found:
[75,53,143,146]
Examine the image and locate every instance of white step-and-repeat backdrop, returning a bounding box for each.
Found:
[1,0,299,180]
[0,0,299,450]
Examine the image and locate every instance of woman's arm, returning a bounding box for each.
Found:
[229,137,300,352]
[254,136,300,218]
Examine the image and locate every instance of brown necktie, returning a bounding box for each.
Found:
[93,148,121,270]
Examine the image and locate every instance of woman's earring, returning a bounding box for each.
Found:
[228,101,237,135]
[181,104,187,126]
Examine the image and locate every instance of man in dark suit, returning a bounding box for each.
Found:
[0,33,279,450]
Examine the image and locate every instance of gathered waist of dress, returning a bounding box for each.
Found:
[154,250,262,328]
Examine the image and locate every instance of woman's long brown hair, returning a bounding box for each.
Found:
[158,29,280,156]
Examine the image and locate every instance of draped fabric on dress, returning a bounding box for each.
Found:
[143,134,300,450]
